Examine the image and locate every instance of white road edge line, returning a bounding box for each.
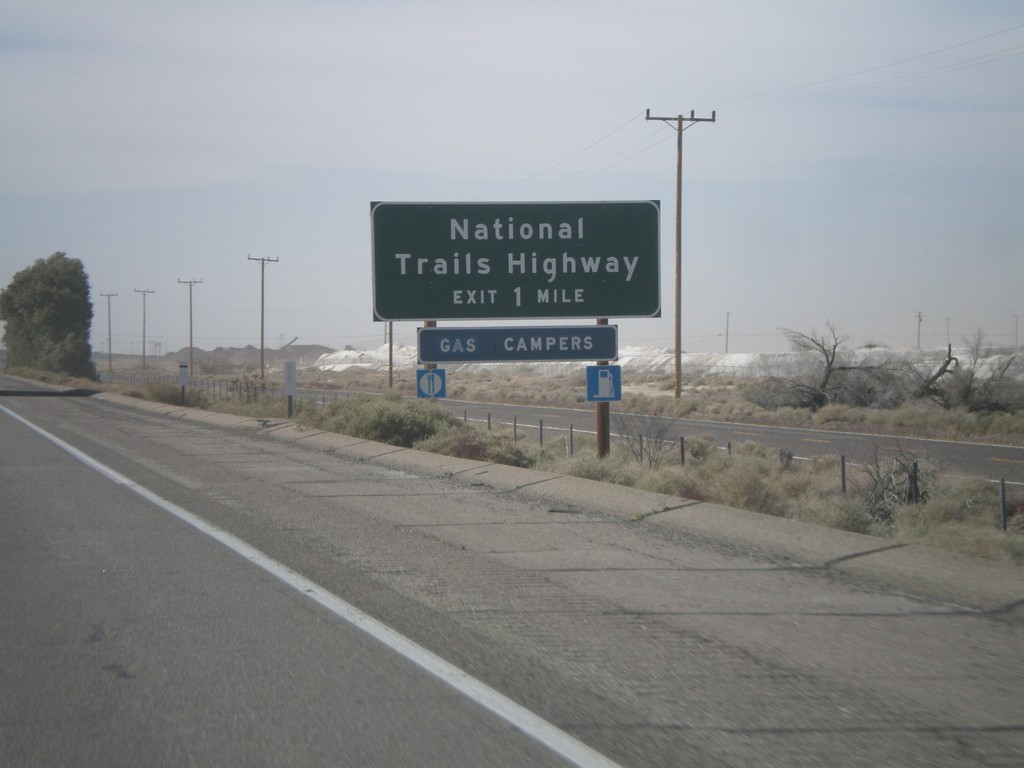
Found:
[2,404,624,768]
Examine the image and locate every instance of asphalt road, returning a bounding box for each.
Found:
[3,377,1023,767]
[0,399,575,767]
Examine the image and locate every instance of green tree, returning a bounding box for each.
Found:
[0,252,97,379]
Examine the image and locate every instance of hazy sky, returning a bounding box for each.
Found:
[2,1,1021,357]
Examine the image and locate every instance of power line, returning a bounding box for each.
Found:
[530,129,673,194]
[722,22,1024,108]
[492,111,645,194]
[764,44,1024,107]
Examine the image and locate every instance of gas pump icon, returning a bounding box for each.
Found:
[586,365,621,402]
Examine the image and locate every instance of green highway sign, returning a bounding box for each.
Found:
[371,201,660,321]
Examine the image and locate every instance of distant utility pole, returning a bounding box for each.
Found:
[917,311,923,350]
[645,108,716,398]
[248,256,279,381]
[725,311,731,354]
[134,289,155,370]
[100,292,117,374]
[178,278,202,377]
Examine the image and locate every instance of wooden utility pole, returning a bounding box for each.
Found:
[645,108,716,398]
[100,292,117,373]
[133,289,155,370]
[248,256,278,381]
[178,278,202,377]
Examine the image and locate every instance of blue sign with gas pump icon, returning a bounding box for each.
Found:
[586,365,621,402]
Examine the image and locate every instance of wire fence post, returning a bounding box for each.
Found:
[1001,479,1008,531]
[841,455,847,495]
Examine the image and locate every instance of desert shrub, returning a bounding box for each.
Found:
[787,493,875,534]
[708,453,783,516]
[891,479,999,533]
[564,454,642,488]
[230,369,268,404]
[684,433,719,460]
[830,366,907,408]
[813,403,866,426]
[215,393,286,418]
[322,394,459,447]
[896,519,1024,563]
[144,381,209,409]
[415,424,537,468]
[743,377,810,410]
[634,466,686,497]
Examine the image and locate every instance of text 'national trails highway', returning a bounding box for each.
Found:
[371,201,660,321]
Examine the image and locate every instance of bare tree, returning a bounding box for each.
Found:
[779,321,850,410]
[945,330,1023,411]
[911,344,959,402]
[613,405,678,468]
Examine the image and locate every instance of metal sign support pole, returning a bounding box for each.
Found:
[596,318,610,459]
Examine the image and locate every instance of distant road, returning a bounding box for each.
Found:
[438,398,1024,485]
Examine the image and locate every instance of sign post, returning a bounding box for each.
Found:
[178,362,188,406]
[373,200,660,460]
[595,320,612,458]
[284,361,297,418]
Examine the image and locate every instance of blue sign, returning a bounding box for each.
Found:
[418,325,617,363]
[586,365,621,402]
[417,369,446,398]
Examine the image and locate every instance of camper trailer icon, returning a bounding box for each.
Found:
[586,365,622,402]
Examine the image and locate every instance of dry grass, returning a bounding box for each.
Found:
[92,361,1024,563]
